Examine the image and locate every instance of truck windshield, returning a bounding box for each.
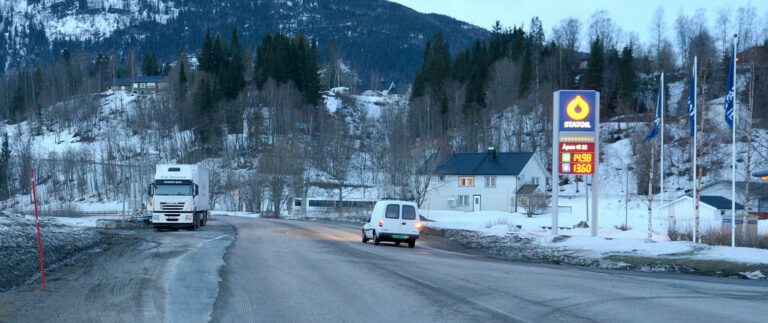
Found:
[155,184,193,196]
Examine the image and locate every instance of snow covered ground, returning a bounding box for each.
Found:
[423,209,768,270]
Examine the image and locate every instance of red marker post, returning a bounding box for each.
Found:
[30,168,46,291]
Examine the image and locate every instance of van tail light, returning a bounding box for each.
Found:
[416,222,424,231]
[378,220,384,227]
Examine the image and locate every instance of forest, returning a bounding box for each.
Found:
[0,6,767,214]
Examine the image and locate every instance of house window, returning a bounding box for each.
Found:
[458,195,470,207]
[459,177,474,187]
[484,176,496,188]
[532,177,540,185]
[438,175,445,182]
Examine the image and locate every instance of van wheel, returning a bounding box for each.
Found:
[362,230,369,243]
[373,231,380,245]
[408,240,415,248]
[395,242,400,247]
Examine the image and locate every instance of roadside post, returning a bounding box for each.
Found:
[30,168,46,291]
[552,90,600,236]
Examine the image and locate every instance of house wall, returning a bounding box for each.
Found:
[424,175,518,212]
[422,156,550,213]
[664,197,721,228]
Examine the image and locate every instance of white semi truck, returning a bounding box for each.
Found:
[148,164,210,230]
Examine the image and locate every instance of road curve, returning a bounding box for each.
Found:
[1,216,767,323]
[211,217,768,323]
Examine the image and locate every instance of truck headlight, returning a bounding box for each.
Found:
[185,215,192,220]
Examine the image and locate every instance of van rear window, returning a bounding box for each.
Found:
[402,205,416,220]
[385,204,400,219]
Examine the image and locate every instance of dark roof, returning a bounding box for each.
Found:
[106,76,167,86]
[107,78,132,86]
[431,151,535,176]
[517,184,539,195]
[702,181,768,197]
[700,195,744,210]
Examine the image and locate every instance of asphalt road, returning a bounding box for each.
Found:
[2,216,767,323]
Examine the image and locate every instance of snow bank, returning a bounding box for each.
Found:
[425,209,768,267]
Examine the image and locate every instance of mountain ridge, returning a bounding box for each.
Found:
[0,0,489,87]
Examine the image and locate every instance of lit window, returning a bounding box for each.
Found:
[485,176,496,188]
[458,195,469,207]
[459,177,474,187]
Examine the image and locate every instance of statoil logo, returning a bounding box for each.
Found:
[559,91,596,132]
[563,96,591,128]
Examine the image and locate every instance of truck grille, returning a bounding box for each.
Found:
[160,202,185,211]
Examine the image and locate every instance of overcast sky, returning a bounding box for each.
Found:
[389,0,768,50]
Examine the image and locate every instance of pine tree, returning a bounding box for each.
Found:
[212,35,228,75]
[142,53,159,76]
[0,133,10,199]
[11,81,25,123]
[583,38,605,91]
[199,28,214,73]
[618,44,637,111]
[222,26,245,100]
[254,33,321,105]
[176,58,188,102]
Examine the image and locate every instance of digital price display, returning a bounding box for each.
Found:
[559,142,594,175]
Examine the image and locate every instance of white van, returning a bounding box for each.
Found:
[362,200,423,248]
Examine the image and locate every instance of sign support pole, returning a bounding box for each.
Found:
[592,92,600,236]
[552,92,560,236]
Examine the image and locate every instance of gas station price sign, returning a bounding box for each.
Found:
[559,142,595,175]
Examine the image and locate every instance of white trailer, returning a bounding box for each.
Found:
[149,164,210,230]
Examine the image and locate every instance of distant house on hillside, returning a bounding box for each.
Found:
[107,76,168,94]
[421,148,549,213]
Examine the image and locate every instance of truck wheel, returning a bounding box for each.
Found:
[362,230,369,243]
[373,231,380,245]
[408,240,416,248]
[395,241,401,247]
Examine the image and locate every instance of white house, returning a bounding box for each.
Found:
[700,181,768,217]
[421,148,549,213]
[660,195,745,229]
[107,76,169,94]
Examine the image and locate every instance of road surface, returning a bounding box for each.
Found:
[1,216,767,322]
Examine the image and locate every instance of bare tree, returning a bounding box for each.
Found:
[552,17,581,88]
[650,6,667,70]
[675,10,695,68]
[716,7,733,56]
[588,10,620,50]
[524,192,550,218]
[259,139,303,218]
[736,4,758,49]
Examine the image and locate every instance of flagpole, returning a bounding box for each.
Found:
[692,56,698,244]
[660,72,664,225]
[731,35,737,248]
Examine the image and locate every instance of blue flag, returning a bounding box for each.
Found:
[724,42,736,129]
[687,63,696,137]
[644,76,662,142]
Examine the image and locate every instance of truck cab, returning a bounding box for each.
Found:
[149,164,209,230]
